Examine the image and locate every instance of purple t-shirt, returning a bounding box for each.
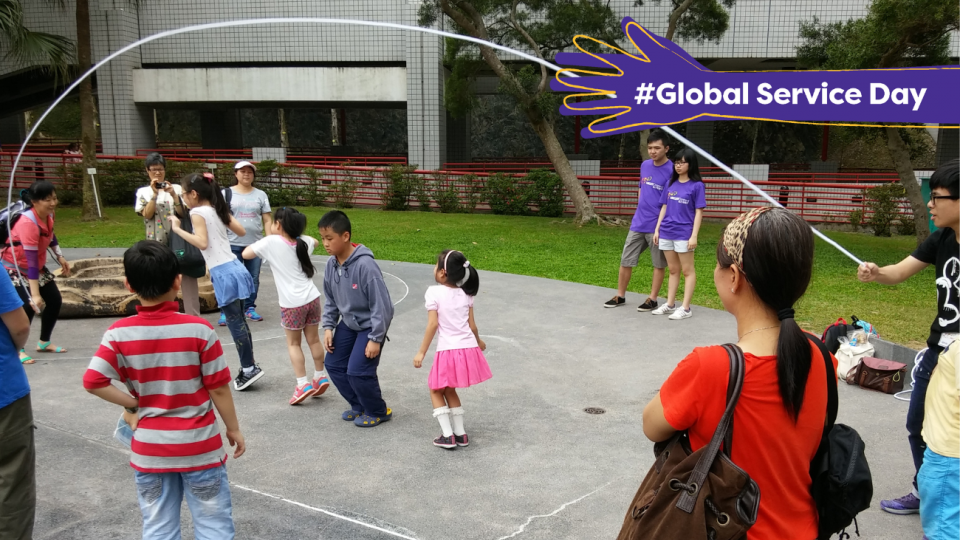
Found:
[657,180,707,241]
[629,159,674,233]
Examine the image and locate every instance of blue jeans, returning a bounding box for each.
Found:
[222,299,255,369]
[134,464,235,540]
[907,346,941,489]
[230,245,261,311]
[918,448,959,540]
[325,321,387,416]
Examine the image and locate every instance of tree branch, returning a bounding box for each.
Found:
[666,0,694,41]
[510,0,549,94]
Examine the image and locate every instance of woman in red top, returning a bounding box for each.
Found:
[642,207,833,540]
[1,181,72,363]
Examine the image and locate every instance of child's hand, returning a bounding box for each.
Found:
[169,214,180,229]
[478,338,487,351]
[687,236,697,250]
[365,340,381,359]
[226,429,245,459]
[122,409,139,431]
[653,230,660,245]
[413,352,425,368]
[323,329,334,353]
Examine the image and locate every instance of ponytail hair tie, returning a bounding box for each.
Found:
[456,267,471,287]
[202,172,214,183]
[777,308,795,321]
[463,260,470,268]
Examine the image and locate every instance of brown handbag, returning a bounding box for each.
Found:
[617,344,760,540]
[853,356,907,394]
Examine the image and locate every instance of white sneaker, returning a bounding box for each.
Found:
[651,303,677,315]
[669,308,693,320]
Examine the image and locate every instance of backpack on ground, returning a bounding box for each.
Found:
[809,337,874,539]
[821,318,850,354]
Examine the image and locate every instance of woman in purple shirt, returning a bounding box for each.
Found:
[651,148,707,320]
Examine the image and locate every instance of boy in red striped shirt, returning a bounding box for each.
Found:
[84,240,245,540]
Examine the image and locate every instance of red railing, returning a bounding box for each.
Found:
[0,151,908,224]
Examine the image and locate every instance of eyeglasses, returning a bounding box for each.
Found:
[148,168,165,174]
[930,194,959,205]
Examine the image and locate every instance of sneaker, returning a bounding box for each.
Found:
[651,303,677,315]
[668,308,692,320]
[434,434,457,449]
[880,492,920,515]
[603,296,626,308]
[311,376,330,397]
[218,312,226,326]
[354,408,393,427]
[234,364,264,391]
[246,308,263,321]
[637,298,658,312]
[454,433,469,447]
[289,382,316,405]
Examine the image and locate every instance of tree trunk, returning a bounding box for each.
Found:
[330,108,339,146]
[884,125,930,245]
[76,0,99,221]
[617,133,626,167]
[665,0,694,41]
[278,109,289,148]
[639,129,650,160]
[527,110,597,224]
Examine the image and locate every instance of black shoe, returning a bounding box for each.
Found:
[637,298,658,312]
[454,434,469,447]
[434,434,457,450]
[234,364,264,391]
[604,296,626,308]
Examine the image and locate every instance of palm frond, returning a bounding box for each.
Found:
[0,0,75,82]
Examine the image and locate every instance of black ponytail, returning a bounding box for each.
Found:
[716,208,814,421]
[275,207,315,278]
[437,249,480,296]
[181,173,232,226]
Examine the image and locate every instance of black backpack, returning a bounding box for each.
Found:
[0,199,33,246]
[809,337,874,539]
[821,319,851,355]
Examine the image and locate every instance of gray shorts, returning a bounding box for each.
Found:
[621,231,667,269]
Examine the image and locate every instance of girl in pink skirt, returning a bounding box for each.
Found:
[413,250,492,450]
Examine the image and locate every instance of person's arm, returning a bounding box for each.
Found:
[227,215,246,237]
[86,383,139,409]
[363,268,394,353]
[208,383,245,459]
[652,204,668,244]
[321,273,340,354]
[261,212,273,237]
[642,394,677,442]
[139,183,161,220]
[468,306,486,351]
[170,213,209,250]
[413,310,439,368]
[48,235,70,277]
[689,208,704,250]
[242,237,267,261]
[1,306,30,351]
[858,256,929,285]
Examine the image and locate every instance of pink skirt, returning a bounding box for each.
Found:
[428,347,492,390]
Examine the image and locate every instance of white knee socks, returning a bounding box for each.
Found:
[433,407,453,437]
[450,407,466,436]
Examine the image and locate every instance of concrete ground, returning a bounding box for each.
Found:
[27,248,921,539]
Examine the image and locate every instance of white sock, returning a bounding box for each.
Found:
[296,376,309,387]
[450,407,466,436]
[314,370,327,380]
[433,407,453,437]
[242,365,256,374]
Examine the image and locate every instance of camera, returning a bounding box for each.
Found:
[156,181,169,189]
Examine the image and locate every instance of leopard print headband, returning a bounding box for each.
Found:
[722,206,774,272]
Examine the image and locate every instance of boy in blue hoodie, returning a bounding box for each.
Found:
[319,211,395,427]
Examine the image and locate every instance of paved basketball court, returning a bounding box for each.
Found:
[25,247,921,539]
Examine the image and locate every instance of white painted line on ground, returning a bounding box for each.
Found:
[231,484,419,540]
[381,271,410,306]
[496,482,612,540]
[481,335,517,344]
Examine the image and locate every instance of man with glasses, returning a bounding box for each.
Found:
[858,159,960,517]
[134,153,201,316]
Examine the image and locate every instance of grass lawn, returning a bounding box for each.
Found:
[55,206,935,348]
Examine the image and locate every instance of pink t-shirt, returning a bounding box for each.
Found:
[425,285,478,351]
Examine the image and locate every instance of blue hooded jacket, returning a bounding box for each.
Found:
[321,244,394,343]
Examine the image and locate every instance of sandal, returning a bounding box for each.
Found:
[19,349,34,364]
[36,341,67,353]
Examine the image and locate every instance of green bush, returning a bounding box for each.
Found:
[303,167,327,207]
[332,173,361,209]
[460,174,483,213]
[412,175,432,212]
[867,183,907,237]
[381,164,417,211]
[485,173,530,216]
[432,174,461,214]
[848,209,864,230]
[526,169,565,217]
[898,213,917,236]
[96,159,147,206]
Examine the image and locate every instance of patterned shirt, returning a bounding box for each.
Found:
[82,301,231,473]
[134,185,185,244]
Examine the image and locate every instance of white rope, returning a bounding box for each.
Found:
[894,348,926,402]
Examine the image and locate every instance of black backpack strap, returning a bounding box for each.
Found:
[723,344,739,457]
[808,336,838,478]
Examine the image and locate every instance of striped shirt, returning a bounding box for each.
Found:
[83,301,232,473]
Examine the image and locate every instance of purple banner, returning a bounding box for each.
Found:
[552,18,960,139]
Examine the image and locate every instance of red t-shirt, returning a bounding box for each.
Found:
[660,344,835,540]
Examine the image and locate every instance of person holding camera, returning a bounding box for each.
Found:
[135,153,201,316]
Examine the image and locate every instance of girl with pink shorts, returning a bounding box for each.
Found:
[413,250,492,450]
[243,207,330,405]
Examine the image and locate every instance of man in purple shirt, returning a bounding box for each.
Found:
[604,129,673,311]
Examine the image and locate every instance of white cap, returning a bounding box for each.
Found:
[234,160,255,172]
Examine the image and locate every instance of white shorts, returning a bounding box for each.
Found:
[658,239,692,253]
